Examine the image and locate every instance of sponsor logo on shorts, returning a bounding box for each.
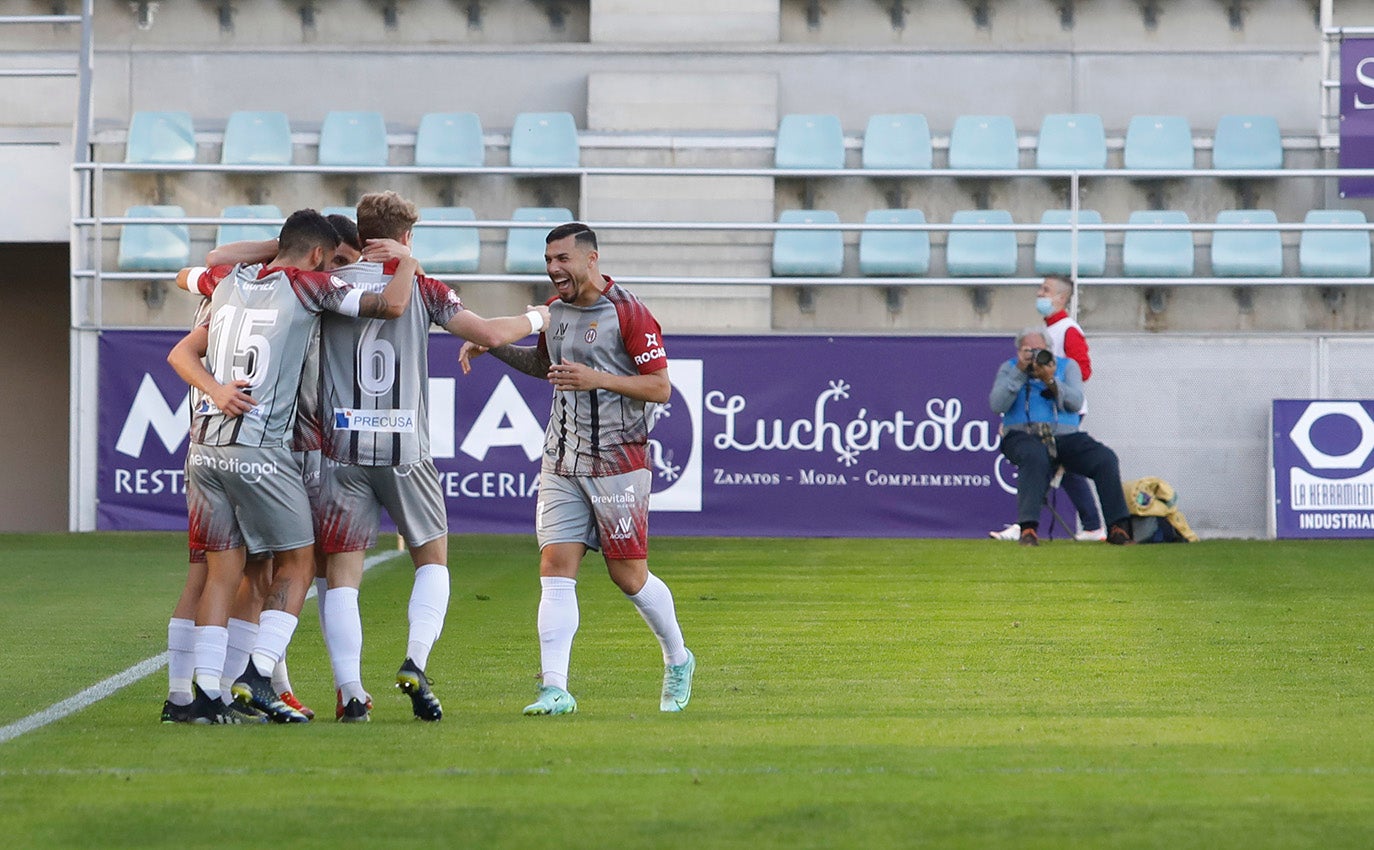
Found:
[607,516,636,540]
[591,485,636,505]
[333,408,417,433]
[188,451,279,484]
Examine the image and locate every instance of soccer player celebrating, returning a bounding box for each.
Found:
[316,191,551,722]
[459,222,696,716]
[167,209,417,723]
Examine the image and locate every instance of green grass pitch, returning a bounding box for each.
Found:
[0,532,1371,849]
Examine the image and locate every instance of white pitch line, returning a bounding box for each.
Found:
[0,550,405,745]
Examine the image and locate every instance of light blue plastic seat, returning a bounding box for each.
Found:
[772,210,844,276]
[946,210,1018,276]
[221,111,292,166]
[1122,210,1194,276]
[858,209,929,276]
[413,207,480,273]
[1123,115,1194,170]
[509,112,579,168]
[948,115,1019,170]
[1212,114,1282,170]
[125,111,195,164]
[505,207,572,273]
[1036,114,1107,169]
[415,112,485,167]
[775,114,845,169]
[318,111,388,166]
[117,205,190,271]
[862,114,931,170]
[1211,210,1282,276]
[216,205,283,247]
[320,206,356,221]
[1034,209,1106,277]
[1300,210,1371,277]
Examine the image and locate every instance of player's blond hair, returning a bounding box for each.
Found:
[356,191,420,242]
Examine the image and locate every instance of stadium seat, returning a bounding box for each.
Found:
[505,207,572,273]
[772,210,844,276]
[1123,115,1194,170]
[125,111,195,164]
[117,205,190,271]
[216,205,283,247]
[861,114,932,170]
[1034,209,1106,277]
[320,206,356,221]
[415,112,485,168]
[1211,210,1282,277]
[318,110,388,166]
[1122,210,1194,277]
[946,210,1018,276]
[858,209,929,276]
[775,114,845,170]
[509,112,579,168]
[1299,210,1371,277]
[1035,114,1107,169]
[1212,114,1282,170]
[948,115,1019,170]
[221,111,293,166]
[413,207,480,273]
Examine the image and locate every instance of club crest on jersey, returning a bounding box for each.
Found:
[585,321,598,344]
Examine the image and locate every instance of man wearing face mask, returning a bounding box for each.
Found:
[990,274,1107,542]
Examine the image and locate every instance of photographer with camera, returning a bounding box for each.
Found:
[989,328,1135,547]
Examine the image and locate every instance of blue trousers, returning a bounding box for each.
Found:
[1000,429,1130,529]
[1060,471,1104,530]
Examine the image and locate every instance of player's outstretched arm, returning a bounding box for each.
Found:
[478,342,552,380]
[167,326,258,417]
[206,238,277,268]
[356,256,419,319]
[444,305,549,350]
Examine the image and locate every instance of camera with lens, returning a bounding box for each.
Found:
[1032,348,1054,368]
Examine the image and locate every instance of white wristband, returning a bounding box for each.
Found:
[524,309,545,334]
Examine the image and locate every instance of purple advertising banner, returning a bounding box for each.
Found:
[1272,400,1374,538]
[98,331,1027,538]
[1340,38,1374,197]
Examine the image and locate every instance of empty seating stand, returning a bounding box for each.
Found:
[861,114,932,170]
[506,207,572,273]
[946,210,1018,276]
[772,210,844,276]
[1300,210,1371,277]
[413,207,480,274]
[216,205,283,247]
[221,111,293,166]
[1035,114,1106,170]
[1034,209,1106,277]
[415,112,485,168]
[117,205,190,271]
[1123,210,1194,277]
[775,114,845,169]
[509,112,579,168]
[126,111,196,164]
[948,115,1019,170]
[318,111,388,166]
[858,209,929,276]
[1211,210,1282,277]
[1123,115,1195,170]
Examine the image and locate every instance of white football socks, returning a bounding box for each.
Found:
[193,624,228,699]
[405,563,449,672]
[167,617,195,704]
[626,572,689,666]
[324,586,364,700]
[250,610,298,677]
[271,654,293,695]
[314,577,329,635]
[222,617,257,701]
[536,576,579,691]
